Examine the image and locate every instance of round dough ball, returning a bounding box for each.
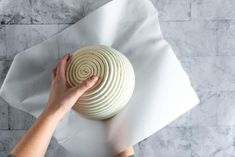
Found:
[66,45,135,120]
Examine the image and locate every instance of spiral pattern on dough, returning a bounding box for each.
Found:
[66,45,135,120]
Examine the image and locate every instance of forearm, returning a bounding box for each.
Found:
[11,107,62,157]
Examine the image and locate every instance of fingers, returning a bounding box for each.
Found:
[79,75,99,92]
[69,75,99,98]
[56,53,70,81]
[52,66,57,79]
[114,146,134,157]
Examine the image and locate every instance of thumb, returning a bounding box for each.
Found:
[68,75,99,98]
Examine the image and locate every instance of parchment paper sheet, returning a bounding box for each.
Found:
[0,0,200,156]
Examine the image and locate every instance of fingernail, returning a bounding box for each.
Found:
[90,75,98,81]
[67,54,71,61]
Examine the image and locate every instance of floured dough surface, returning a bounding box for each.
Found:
[66,45,135,120]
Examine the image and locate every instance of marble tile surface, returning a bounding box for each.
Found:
[154,0,191,21]
[0,60,12,86]
[32,0,111,24]
[169,91,219,127]
[160,21,217,57]
[0,0,32,24]
[216,91,235,126]
[0,0,193,25]
[44,138,74,157]
[0,25,6,58]
[134,127,192,157]
[0,130,25,156]
[0,0,235,157]
[191,126,235,157]
[190,91,218,126]
[191,0,235,20]
[180,56,235,92]
[0,97,8,129]
[81,0,112,17]
[8,106,35,130]
[6,25,59,59]
[217,20,235,56]
[31,0,85,24]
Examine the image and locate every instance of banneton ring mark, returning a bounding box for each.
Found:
[66,45,135,120]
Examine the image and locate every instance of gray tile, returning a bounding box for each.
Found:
[191,126,235,157]
[217,20,235,56]
[0,0,32,24]
[217,91,235,126]
[155,0,191,21]
[0,130,25,157]
[134,127,192,157]
[0,60,12,86]
[0,25,6,58]
[134,138,156,157]
[6,25,59,59]
[191,0,235,20]
[190,91,218,126]
[160,21,217,57]
[82,0,111,16]
[30,0,114,24]
[178,57,191,76]
[45,138,73,157]
[9,106,35,130]
[6,25,31,58]
[0,97,8,129]
[180,56,235,92]
[31,0,85,24]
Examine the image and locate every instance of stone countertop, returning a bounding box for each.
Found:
[0,0,235,156]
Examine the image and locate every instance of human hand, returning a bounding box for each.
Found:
[114,146,134,157]
[44,54,98,120]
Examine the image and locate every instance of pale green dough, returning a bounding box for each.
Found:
[66,45,135,120]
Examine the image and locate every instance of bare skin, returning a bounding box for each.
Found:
[11,54,134,157]
[114,147,135,157]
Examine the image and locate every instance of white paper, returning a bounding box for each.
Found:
[0,0,200,156]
